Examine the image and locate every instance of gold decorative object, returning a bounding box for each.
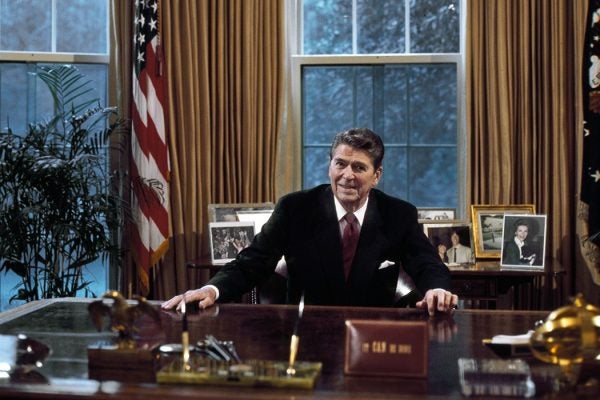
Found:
[157,358,322,389]
[88,290,162,349]
[529,293,600,387]
[87,291,164,382]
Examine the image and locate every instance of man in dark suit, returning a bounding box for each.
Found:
[162,128,458,314]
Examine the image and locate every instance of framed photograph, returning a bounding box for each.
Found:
[208,221,255,264]
[207,202,275,223]
[422,222,475,266]
[235,209,273,233]
[417,208,456,222]
[500,214,547,270]
[470,204,536,259]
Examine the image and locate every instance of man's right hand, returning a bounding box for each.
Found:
[160,286,217,311]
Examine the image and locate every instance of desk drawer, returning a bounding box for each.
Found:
[451,278,497,298]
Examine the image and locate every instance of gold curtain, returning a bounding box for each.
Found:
[110,0,284,299]
[467,0,590,300]
[109,0,134,294]
[157,0,283,299]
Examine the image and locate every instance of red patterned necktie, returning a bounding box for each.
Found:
[342,213,359,280]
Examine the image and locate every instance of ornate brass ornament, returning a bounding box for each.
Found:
[530,293,600,387]
[88,290,161,349]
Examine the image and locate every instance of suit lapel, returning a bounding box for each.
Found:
[310,187,347,288]
[348,192,389,290]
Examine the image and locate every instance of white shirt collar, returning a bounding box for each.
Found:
[333,196,369,226]
[513,237,524,248]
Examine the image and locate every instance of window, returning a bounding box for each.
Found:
[295,0,464,209]
[0,0,109,311]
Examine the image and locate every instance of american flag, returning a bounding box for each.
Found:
[131,0,170,296]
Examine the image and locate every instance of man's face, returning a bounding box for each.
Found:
[450,233,459,246]
[329,144,382,212]
[515,225,529,241]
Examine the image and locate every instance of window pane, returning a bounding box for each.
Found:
[357,0,405,53]
[35,63,108,123]
[302,64,457,208]
[0,63,108,134]
[56,0,108,54]
[381,146,408,199]
[0,64,29,132]
[303,66,357,144]
[0,271,24,311]
[409,147,456,206]
[383,66,408,143]
[0,1,109,312]
[0,0,51,52]
[303,0,352,54]
[303,147,330,188]
[408,64,456,144]
[410,0,459,53]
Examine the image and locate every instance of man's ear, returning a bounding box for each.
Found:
[374,167,383,184]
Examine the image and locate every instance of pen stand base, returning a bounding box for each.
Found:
[156,356,322,390]
[87,341,161,383]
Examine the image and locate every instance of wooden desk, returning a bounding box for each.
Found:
[449,262,546,310]
[188,259,559,310]
[2,298,595,399]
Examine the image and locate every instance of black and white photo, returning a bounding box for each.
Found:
[209,222,255,264]
[500,214,546,269]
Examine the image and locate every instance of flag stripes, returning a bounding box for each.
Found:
[131,0,170,295]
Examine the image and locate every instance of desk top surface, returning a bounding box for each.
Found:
[187,258,552,275]
[0,298,582,399]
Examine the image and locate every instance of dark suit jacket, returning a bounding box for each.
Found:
[209,184,451,307]
[502,239,538,266]
[502,240,523,265]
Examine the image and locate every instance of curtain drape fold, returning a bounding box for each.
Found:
[110,0,284,299]
[467,0,592,300]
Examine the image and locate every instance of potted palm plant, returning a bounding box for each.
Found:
[0,65,126,303]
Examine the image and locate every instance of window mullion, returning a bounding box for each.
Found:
[51,0,57,53]
[405,0,410,53]
[352,0,357,54]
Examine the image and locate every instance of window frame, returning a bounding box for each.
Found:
[0,52,109,63]
[290,0,468,218]
[0,1,110,311]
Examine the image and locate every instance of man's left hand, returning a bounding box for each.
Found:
[416,288,458,316]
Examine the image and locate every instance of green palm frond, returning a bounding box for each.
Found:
[35,65,96,120]
[0,65,129,303]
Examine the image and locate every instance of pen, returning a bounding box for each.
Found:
[287,293,304,376]
[181,295,191,371]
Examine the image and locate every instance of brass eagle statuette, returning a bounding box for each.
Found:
[88,290,162,349]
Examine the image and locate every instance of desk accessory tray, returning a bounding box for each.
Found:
[458,358,535,397]
[156,356,322,389]
[482,330,534,358]
[482,339,532,358]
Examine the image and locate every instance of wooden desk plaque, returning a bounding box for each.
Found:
[344,319,428,378]
[87,341,161,383]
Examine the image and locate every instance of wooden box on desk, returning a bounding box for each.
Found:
[87,341,161,382]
